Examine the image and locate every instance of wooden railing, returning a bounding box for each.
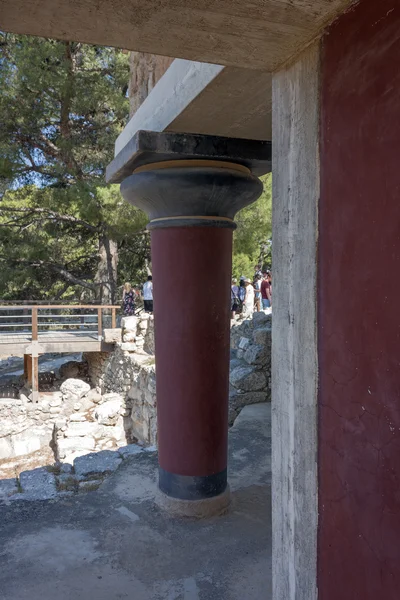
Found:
[0,304,120,341]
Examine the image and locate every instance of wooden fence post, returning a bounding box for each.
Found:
[31,306,38,341]
[98,308,103,340]
[111,307,116,329]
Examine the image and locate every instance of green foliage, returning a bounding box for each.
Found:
[0,34,149,302]
[232,173,272,279]
[0,33,272,300]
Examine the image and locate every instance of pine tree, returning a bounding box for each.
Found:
[0,34,148,303]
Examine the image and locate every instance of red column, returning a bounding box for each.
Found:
[119,154,264,516]
[151,226,232,505]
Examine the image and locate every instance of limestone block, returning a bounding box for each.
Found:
[229,366,266,392]
[69,413,86,422]
[244,344,268,366]
[0,436,13,460]
[145,390,156,407]
[121,316,137,332]
[49,396,62,407]
[74,450,122,480]
[58,436,95,459]
[123,331,136,343]
[230,358,243,370]
[252,311,271,326]
[64,421,100,438]
[95,397,123,425]
[120,343,137,352]
[118,444,144,459]
[147,375,156,395]
[62,451,87,465]
[131,419,149,443]
[149,417,158,445]
[229,389,268,411]
[252,326,271,346]
[0,478,19,500]
[85,388,102,404]
[12,426,53,458]
[19,467,57,500]
[60,379,91,401]
[238,337,250,350]
[104,328,122,343]
[127,385,140,401]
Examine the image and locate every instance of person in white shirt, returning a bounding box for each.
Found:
[243,277,255,317]
[142,275,153,313]
[254,274,262,312]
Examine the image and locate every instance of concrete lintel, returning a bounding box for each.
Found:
[113,60,273,175]
[115,60,224,156]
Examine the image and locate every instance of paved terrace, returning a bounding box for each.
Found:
[0,403,271,600]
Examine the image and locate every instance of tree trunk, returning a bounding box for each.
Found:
[129,53,174,117]
[95,234,118,304]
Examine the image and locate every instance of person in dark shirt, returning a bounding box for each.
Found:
[231,278,240,318]
[261,271,272,309]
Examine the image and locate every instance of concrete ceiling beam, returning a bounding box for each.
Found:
[1,0,355,70]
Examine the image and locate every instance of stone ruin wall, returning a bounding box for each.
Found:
[0,311,270,478]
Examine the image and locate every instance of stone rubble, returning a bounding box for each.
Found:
[0,443,154,503]
[229,310,271,424]
[0,311,271,491]
[74,450,122,480]
[16,466,58,501]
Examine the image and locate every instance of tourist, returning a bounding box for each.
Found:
[261,271,272,309]
[122,282,136,316]
[238,276,246,308]
[254,273,262,312]
[243,277,255,317]
[143,275,153,313]
[254,264,263,279]
[231,277,240,318]
[268,271,272,299]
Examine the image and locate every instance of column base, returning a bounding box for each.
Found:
[157,485,231,519]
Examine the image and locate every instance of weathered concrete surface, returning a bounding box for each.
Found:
[0,403,271,600]
[0,0,354,70]
[271,42,319,600]
[116,59,272,158]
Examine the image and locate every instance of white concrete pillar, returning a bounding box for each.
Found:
[271,42,320,600]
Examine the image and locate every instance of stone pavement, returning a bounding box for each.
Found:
[0,403,271,600]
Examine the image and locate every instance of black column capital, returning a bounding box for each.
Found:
[112,131,270,229]
[120,161,263,229]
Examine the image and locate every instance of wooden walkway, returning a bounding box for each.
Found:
[0,304,119,356]
[0,304,120,401]
[0,330,109,355]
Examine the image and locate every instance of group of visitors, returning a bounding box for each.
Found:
[122,276,153,316]
[231,269,272,318]
[122,268,270,320]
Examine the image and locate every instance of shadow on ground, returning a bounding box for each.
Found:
[0,403,271,600]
